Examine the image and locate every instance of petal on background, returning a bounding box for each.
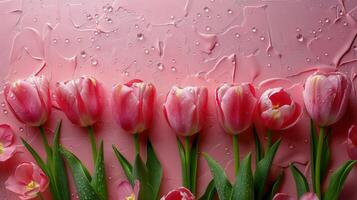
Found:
[0,124,14,147]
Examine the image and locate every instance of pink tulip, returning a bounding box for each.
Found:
[273,193,319,200]
[112,79,156,133]
[0,124,17,162]
[5,162,49,200]
[303,72,351,127]
[55,76,102,127]
[164,86,208,136]
[216,83,257,134]
[160,187,195,200]
[258,88,302,130]
[347,125,357,160]
[117,180,139,200]
[4,76,51,127]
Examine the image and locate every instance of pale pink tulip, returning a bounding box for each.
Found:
[117,180,139,200]
[4,76,51,127]
[303,72,351,127]
[347,125,357,160]
[0,124,17,162]
[112,79,156,133]
[273,193,319,200]
[164,86,208,136]
[160,187,195,200]
[258,88,302,130]
[216,83,257,134]
[5,162,49,200]
[55,76,102,127]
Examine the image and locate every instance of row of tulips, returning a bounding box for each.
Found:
[0,70,355,200]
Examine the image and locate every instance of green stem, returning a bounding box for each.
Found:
[87,126,97,163]
[38,193,45,200]
[266,130,272,155]
[315,127,324,199]
[134,133,140,155]
[185,136,191,191]
[39,126,52,160]
[233,134,239,176]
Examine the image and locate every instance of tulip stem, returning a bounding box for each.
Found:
[87,126,97,162]
[134,133,140,155]
[185,136,191,190]
[233,134,239,176]
[38,193,45,200]
[315,127,324,199]
[39,126,52,159]
[266,130,272,155]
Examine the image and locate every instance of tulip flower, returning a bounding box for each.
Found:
[160,187,195,200]
[163,86,208,195]
[347,125,357,160]
[4,76,51,127]
[215,83,257,175]
[117,180,139,200]
[258,87,302,131]
[112,79,156,134]
[273,193,318,200]
[303,72,351,127]
[5,162,49,200]
[0,124,17,162]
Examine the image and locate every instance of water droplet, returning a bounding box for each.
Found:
[267,63,271,68]
[144,49,149,54]
[107,6,113,12]
[107,18,113,24]
[171,66,176,72]
[343,22,348,26]
[94,31,100,36]
[287,66,292,71]
[195,41,200,46]
[260,36,265,41]
[252,27,257,33]
[327,36,331,40]
[318,28,322,32]
[235,33,240,38]
[171,59,176,64]
[227,9,233,14]
[91,58,98,66]
[205,26,211,31]
[324,52,329,56]
[170,15,175,20]
[94,14,99,18]
[124,71,129,76]
[52,39,57,44]
[288,144,294,149]
[95,45,101,50]
[3,109,8,114]
[33,17,38,22]
[353,45,357,51]
[296,27,301,32]
[316,56,320,61]
[80,51,87,58]
[306,58,311,62]
[324,18,330,23]
[1,102,5,107]
[157,63,164,71]
[137,33,144,41]
[77,38,82,42]
[197,13,201,17]
[296,34,304,42]
[86,14,93,21]
[204,7,210,13]
[19,127,24,132]
[65,39,70,44]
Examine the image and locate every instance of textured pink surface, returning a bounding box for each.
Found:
[0,0,357,199]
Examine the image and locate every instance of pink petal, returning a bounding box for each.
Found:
[300,193,319,200]
[0,124,14,147]
[0,146,17,162]
[347,125,357,160]
[273,193,295,200]
[160,187,195,200]
[117,180,139,200]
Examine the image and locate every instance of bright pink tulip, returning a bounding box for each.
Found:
[117,180,139,200]
[216,83,257,134]
[347,125,357,160]
[5,162,49,200]
[55,76,102,127]
[303,72,351,127]
[112,79,156,133]
[258,88,302,130]
[0,124,17,162]
[273,193,318,200]
[164,86,208,136]
[160,187,195,200]
[4,76,51,127]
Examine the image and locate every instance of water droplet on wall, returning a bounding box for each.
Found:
[296,34,304,42]
[227,9,233,14]
[204,7,210,13]
[91,58,98,66]
[137,33,144,41]
[157,63,164,71]
[252,27,257,33]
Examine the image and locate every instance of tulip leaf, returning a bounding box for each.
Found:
[324,160,357,200]
[267,170,284,200]
[60,147,102,200]
[91,141,108,200]
[52,121,71,200]
[254,139,281,200]
[198,180,216,200]
[231,154,254,200]
[146,140,162,200]
[177,137,188,189]
[112,145,134,186]
[253,125,263,165]
[133,154,154,200]
[310,119,317,192]
[203,153,232,200]
[290,164,309,198]
[190,134,199,195]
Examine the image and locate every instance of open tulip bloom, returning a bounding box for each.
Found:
[0,124,18,162]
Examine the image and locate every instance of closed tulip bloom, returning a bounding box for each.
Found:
[4,76,51,127]
[55,76,102,127]
[160,187,195,200]
[5,162,49,200]
[303,72,351,127]
[347,125,357,160]
[216,83,257,134]
[112,79,156,133]
[258,88,302,130]
[0,124,17,162]
[164,86,208,136]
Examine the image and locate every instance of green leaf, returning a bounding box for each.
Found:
[190,134,199,195]
[146,140,163,200]
[91,141,108,200]
[112,145,134,185]
[203,153,232,200]
[310,119,317,192]
[267,170,284,200]
[231,154,254,200]
[177,137,188,188]
[324,160,357,200]
[254,139,281,200]
[290,164,309,197]
[133,154,154,200]
[199,180,216,200]
[52,121,71,200]
[253,125,263,165]
[60,147,101,200]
